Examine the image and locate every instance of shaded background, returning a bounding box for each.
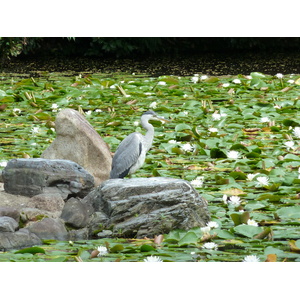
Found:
[1,37,300,75]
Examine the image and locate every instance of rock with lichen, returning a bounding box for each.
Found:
[83,177,210,238]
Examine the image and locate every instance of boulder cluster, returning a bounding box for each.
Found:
[0,109,210,251]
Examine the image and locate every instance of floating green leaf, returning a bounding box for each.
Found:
[233,224,263,238]
[276,206,300,219]
[140,244,156,252]
[175,123,192,132]
[210,148,227,158]
[178,231,199,246]
[110,244,125,253]
[15,246,45,254]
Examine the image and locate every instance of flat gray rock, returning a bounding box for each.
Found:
[2,158,94,198]
[26,217,68,241]
[0,228,42,251]
[0,216,19,232]
[41,108,112,186]
[83,177,210,238]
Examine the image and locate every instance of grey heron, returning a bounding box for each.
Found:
[110,110,168,179]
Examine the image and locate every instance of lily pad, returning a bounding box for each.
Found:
[233,224,263,238]
[276,206,300,219]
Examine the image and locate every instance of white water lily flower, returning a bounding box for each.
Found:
[31,126,40,135]
[233,79,241,84]
[181,143,193,152]
[157,81,166,86]
[206,221,219,229]
[144,255,163,262]
[227,150,241,159]
[256,176,269,187]
[85,110,92,116]
[222,83,230,87]
[260,116,271,123]
[51,103,59,112]
[97,246,108,257]
[202,242,218,250]
[209,127,218,133]
[222,194,228,204]
[149,101,157,109]
[168,139,180,144]
[13,108,21,113]
[247,219,258,226]
[247,173,257,181]
[275,73,283,79]
[212,113,221,121]
[288,79,295,84]
[284,141,295,150]
[228,196,241,207]
[191,76,199,84]
[200,226,211,234]
[0,161,7,167]
[191,176,204,188]
[134,121,139,126]
[95,109,102,113]
[243,255,260,262]
[292,127,300,138]
[200,75,208,80]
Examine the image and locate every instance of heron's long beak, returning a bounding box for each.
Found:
[155,115,170,124]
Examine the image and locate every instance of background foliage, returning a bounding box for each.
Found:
[1,37,300,61]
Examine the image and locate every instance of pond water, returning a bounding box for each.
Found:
[0,59,300,262]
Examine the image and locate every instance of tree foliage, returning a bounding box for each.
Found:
[1,37,300,61]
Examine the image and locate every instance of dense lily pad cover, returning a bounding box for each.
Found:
[1,71,300,262]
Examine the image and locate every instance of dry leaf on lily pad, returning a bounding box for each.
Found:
[221,188,244,196]
[289,240,300,253]
[265,254,277,262]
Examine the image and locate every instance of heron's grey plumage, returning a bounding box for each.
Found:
[109,110,166,179]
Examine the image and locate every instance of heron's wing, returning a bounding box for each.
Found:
[110,132,143,178]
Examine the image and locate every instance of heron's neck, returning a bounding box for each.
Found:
[142,119,155,151]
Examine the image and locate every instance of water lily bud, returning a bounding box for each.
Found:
[90,250,100,258]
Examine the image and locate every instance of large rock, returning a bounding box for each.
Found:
[60,197,89,228]
[41,108,112,186]
[2,158,94,198]
[83,177,210,238]
[0,207,20,223]
[26,217,68,240]
[0,228,42,251]
[27,193,65,212]
[0,190,31,209]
